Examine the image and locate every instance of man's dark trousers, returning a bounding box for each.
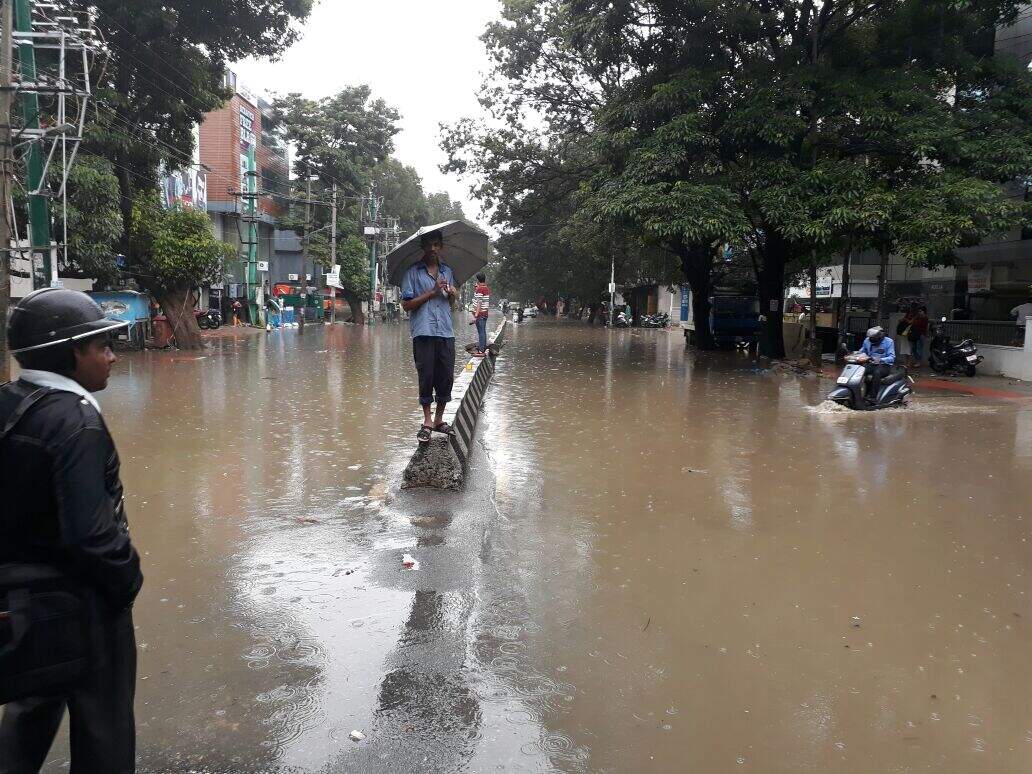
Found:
[0,608,137,774]
[413,335,455,406]
[864,362,892,403]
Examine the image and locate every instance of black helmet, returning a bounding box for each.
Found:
[8,287,129,355]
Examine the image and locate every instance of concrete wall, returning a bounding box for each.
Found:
[977,342,1032,381]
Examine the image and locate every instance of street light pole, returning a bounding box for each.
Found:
[367,186,378,325]
[609,255,616,328]
[330,181,337,325]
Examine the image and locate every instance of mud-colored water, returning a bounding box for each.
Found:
[22,321,1032,772]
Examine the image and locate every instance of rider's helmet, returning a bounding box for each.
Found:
[866,326,885,344]
[7,287,128,372]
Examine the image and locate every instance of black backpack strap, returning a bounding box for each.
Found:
[0,385,52,443]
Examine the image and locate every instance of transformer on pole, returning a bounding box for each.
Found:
[6,0,95,290]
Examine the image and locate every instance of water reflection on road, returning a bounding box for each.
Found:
[31,320,1032,773]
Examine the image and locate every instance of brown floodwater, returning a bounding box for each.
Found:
[21,320,1032,772]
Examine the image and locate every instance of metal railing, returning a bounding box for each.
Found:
[940,320,1021,347]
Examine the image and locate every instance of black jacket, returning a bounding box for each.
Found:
[0,379,143,610]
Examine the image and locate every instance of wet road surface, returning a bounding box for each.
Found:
[25,321,1032,772]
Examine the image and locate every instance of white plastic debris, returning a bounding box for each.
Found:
[349,730,365,742]
[402,554,416,569]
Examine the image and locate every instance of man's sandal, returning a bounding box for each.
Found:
[417,426,432,443]
[433,422,453,434]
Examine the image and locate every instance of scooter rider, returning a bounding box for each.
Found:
[857,326,896,404]
[0,288,143,773]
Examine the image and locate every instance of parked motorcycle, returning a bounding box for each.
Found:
[827,354,914,410]
[640,312,670,328]
[614,310,633,327]
[195,308,222,330]
[929,330,982,376]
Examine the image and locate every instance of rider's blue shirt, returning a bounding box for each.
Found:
[861,336,895,365]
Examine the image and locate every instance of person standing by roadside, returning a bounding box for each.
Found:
[896,306,916,367]
[470,272,491,356]
[0,288,144,773]
[1011,298,1032,345]
[401,230,458,444]
[911,306,930,367]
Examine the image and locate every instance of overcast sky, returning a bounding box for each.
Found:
[233,0,501,228]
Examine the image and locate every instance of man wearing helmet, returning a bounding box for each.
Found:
[0,288,143,772]
[857,326,896,404]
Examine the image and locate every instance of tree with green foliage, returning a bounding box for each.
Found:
[450,0,1032,359]
[375,159,430,233]
[130,196,235,348]
[272,86,400,323]
[53,158,125,286]
[66,0,311,260]
[425,191,467,224]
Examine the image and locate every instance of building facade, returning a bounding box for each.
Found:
[199,70,289,313]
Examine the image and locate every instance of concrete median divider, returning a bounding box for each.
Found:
[402,319,507,490]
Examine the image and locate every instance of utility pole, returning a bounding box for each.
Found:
[609,255,616,328]
[367,186,378,324]
[0,0,12,382]
[329,181,337,324]
[13,0,50,289]
[244,144,259,325]
[298,175,312,331]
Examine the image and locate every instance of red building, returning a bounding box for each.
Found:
[199,69,289,301]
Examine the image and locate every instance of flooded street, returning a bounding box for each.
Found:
[33,321,1032,773]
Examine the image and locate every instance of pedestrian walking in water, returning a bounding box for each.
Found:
[0,288,144,774]
[470,272,491,356]
[401,229,458,443]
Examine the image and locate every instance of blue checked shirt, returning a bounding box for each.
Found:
[401,261,456,339]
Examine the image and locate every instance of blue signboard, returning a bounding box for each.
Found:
[680,285,690,322]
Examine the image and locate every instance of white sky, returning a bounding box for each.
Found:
[233,0,502,229]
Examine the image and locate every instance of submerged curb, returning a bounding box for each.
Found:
[402,319,508,490]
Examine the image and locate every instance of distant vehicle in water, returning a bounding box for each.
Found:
[680,288,760,348]
[523,306,539,319]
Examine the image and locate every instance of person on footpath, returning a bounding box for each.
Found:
[911,306,930,367]
[895,306,916,367]
[470,272,491,357]
[0,288,144,774]
[401,229,458,444]
[1011,297,1032,345]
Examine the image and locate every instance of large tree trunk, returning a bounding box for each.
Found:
[157,286,205,349]
[344,291,365,325]
[837,247,852,350]
[675,241,717,350]
[757,229,788,360]
[804,251,822,367]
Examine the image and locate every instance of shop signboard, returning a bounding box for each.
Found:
[967,263,991,294]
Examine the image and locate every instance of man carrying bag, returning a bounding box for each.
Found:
[0,288,143,773]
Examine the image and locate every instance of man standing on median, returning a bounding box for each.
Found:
[401,230,458,443]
